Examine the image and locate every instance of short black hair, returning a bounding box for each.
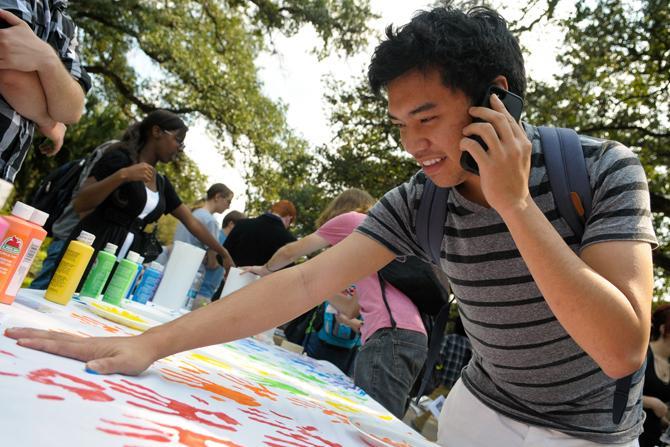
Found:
[368,6,526,103]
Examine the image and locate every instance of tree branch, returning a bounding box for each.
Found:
[579,124,670,139]
[85,65,195,114]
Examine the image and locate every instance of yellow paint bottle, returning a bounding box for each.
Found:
[44,231,96,305]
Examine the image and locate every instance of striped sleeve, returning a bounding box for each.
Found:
[356,171,432,262]
[50,8,92,93]
[581,141,657,249]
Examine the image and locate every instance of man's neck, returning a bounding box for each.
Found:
[456,176,490,207]
[651,339,670,359]
[202,201,216,214]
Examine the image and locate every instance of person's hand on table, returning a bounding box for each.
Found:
[4,328,160,375]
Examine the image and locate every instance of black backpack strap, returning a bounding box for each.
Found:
[377,272,397,330]
[612,374,632,424]
[416,178,449,265]
[539,126,631,424]
[414,302,452,403]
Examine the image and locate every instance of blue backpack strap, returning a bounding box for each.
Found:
[538,126,592,239]
[539,126,630,425]
[416,177,449,265]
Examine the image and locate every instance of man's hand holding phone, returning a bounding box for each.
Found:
[460,87,532,215]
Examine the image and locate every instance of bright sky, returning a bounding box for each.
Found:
[181,1,571,218]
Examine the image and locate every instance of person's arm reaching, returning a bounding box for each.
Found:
[0,9,85,124]
[244,233,331,276]
[5,232,395,375]
[172,204,234,272]
[328,291,360,319]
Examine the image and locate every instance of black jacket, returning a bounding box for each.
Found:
[224,213,296,266]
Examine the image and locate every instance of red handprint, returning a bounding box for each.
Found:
[104,378,240,431]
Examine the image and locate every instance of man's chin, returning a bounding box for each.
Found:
[424,171,464,189]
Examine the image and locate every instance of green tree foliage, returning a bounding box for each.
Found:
[64,0,374,229]
[316,77,418,200]
[13,0,374,240]
[524,0,670,294]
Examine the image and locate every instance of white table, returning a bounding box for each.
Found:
[0,288,434,446]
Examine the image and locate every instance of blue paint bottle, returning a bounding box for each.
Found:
[132,261,164,304]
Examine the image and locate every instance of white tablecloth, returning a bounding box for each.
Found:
[0,288,431,446]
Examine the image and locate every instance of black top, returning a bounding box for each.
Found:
[69,149,182,255]
[640,347,670,447]
[224,213,296,266]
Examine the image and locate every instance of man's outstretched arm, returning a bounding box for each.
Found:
[6,232,396,375]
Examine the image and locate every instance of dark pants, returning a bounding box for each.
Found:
[302,331,358,376]
[29,238,67,289]
[353,328,428,418]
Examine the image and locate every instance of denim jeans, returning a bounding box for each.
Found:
[353,328,428,418]
[29,238,67,290]
[302,330,358,376]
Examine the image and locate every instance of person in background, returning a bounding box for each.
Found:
[172,183,233,299]
[223,200,297,267]
[434,315,471,391]
[251,189,375,376]
[640,305,670,447]
[246,189,428,417]
[210,210,246,301]
[67,110,233,282]
[0,4,90,180]
[29,139,117,289]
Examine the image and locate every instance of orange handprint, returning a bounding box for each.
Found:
[160,367,260,407]
[104,378,240,431]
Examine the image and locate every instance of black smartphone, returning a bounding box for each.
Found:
[460,85,524,175]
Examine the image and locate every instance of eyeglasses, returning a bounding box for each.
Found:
[162,129,186,150]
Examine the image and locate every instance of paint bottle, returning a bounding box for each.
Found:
[0,202,37,304]
[1,209,49,304]
[79,243,118,299]
[125,255,145,300]
[102,250,140,306]
[132,261,164,304]
[44,230,96,305]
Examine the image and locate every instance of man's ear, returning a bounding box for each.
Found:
[491,75,509,91]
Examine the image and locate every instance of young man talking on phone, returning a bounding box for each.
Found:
[7,5,655,446]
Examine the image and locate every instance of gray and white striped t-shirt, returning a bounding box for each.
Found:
[357,123,657,444]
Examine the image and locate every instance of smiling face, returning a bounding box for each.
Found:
[387,68,475,188]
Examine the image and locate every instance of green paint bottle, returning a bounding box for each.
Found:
[79,242,118,299]
[102,250,140,306]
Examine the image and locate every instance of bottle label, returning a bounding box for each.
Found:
[0,235,22,255]
[6,238,42,296]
